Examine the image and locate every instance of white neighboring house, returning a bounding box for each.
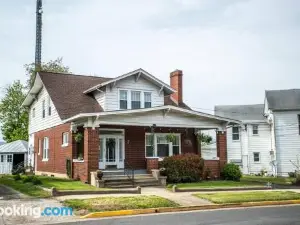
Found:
[264,89,300,176]
[215,104,273,175]
[0,140,28,174]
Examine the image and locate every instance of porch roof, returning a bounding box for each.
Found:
[64,105,241,129]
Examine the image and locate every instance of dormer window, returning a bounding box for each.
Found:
[119,90,128,109]
[144,92,152,108]
[131,91,141,109]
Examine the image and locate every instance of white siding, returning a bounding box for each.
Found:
[104,76,165,111]
[29,87,62,134]
[227,127,242,162]
[94,91,106,110]
[274,111,300,176]
[248,123,272,174]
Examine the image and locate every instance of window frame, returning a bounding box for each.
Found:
[119,89,153,110]
[62,132,69,147]
[298,115,300,135]
[43,137,49,161]
[7,155,12,163]
[232,127,240,141]
[32,108,36,118]
[131,91,141,109]
[252,125,259,135]
[42,99,46,118]
[145,133,181,158]
[119,90,128,110]
[253,152,260,163]
[38,139,41,155]
[48,96,52,116]
[144,92,152,108]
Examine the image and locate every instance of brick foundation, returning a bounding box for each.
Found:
[146,158,159,172]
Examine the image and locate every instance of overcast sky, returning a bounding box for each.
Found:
[1,0,300,140]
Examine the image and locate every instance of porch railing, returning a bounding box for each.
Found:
[124,159,135,187]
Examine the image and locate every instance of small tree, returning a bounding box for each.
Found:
[290,154,300,174]
[197,132,213,146]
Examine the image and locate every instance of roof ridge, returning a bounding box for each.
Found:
[39,71,112,79]
[266,88,300,92]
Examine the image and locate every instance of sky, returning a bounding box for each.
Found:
[1,0,300,140]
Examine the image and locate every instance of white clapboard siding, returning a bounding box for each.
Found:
[248,123,272,174]
[226,127,242,162]
[104,76,165,111]
[29,86,62,134]
[274,111,300,176]
[94,91,106,110]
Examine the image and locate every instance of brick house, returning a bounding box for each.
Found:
[23,68,238,183]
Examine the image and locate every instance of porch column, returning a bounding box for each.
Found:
[84,127,99,183]
[217,131,227,172]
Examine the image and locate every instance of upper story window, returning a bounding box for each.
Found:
[119,90,128,109]
[232,127,240,141]
[252,125,259,135]
[62,132,69,147]
[48,96,52,116]
[32,108,36,118]
[43,137,49,161]
[131,91,141,109]
[42,100,46,118]
[144,92,152,108]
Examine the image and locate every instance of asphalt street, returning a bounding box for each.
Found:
[53,205,300,225]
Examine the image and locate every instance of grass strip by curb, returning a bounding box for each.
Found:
[81,200,300,219]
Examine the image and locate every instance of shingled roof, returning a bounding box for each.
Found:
[265,89,300,111]
[39,72,112,120]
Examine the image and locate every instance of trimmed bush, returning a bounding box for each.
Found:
[31,176,42,185]
[22,175,34,183]
[13,174,21,181]
[159,153,204,183]
[222,163,242,181]
[288,172,296,178]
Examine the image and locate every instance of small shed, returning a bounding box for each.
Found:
[0,140,28,174]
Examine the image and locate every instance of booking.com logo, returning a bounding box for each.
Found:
[0,205,73,218]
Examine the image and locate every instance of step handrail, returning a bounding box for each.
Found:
[124,159,135,187]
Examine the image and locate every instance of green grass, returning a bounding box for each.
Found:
[167,180,263,189]
[37,176,101,190]
[0,176,51,198]
[64,196,179,215]
[241,175,295,185]
[194,191,300,204]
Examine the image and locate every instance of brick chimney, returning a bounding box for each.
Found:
[170,70,183,104]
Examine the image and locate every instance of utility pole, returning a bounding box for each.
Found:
[35,0,43,72]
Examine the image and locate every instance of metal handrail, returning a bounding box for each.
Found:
[124,159,135,187]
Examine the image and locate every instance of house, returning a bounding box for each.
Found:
[22,68,239,183]
[264,89,300,176]
[0,140,28,174]
[215,104,273,175]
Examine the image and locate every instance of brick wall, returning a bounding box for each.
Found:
[204,160,220,178]
[35,123,72,175]
[217,131,227,172]
[146,158,159,172]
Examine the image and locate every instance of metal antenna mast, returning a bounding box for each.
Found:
[35,0,43,71]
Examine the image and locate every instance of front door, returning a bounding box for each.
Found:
[99,136,124,169]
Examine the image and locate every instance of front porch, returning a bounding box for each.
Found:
[68,106,238,183]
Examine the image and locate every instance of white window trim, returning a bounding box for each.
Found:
[118,89,153,110]
[42,99,46,118]
[252,125,259,136]
[7,154,13,163]
[38,139,41,155]
[145,133,181,158]
[62,132,69,147]
[232,127,240,141]
[48,96,52,116]
[253,152,260,163]
[32,108,36,118]
[42,137,49,161]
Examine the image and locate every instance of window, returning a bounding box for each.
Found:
[62,132,69,147]
[43,137,49,161]
[32,108,36,118]
[0,155,4,163]
[38,139,41,155]
[7,155,12,163]
[144,92,152,108]
[119,90,128,109]
[232,127,240,140]
[42,100,46,118]
[253,152,260,162]
[131,91,141,109]
[252,125,259,135]
[145,133,181,157]
[48,97,51,116]
[298,115,300,135]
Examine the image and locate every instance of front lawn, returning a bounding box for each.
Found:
[64,196,179,215]
[241,175,295,185]
[167,180,263,189]
[194,191,300,204]
[0,176,51,198]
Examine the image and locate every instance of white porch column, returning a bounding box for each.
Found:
[241,124,249,174]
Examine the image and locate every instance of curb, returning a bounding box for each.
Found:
[172,185,272,192]
[80,200,300,219]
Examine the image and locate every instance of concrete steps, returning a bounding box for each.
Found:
[103,174,160,188]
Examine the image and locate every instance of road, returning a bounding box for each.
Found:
[53,205,300,225]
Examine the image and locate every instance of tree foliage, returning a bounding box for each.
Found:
[198,133,213,146]
[0,81,28,142]
[25,57,70,88]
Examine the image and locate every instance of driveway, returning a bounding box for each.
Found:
[0,185,77,225]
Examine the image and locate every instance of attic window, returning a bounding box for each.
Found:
[131,91,141,109]
[119,90,128,109]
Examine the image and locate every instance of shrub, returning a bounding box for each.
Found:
[159,153,204,183]
[31,176,42,185]
[13,174,21,181]
[22,175,34,183]
[288,172,296,178]
[222,163,242,181]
